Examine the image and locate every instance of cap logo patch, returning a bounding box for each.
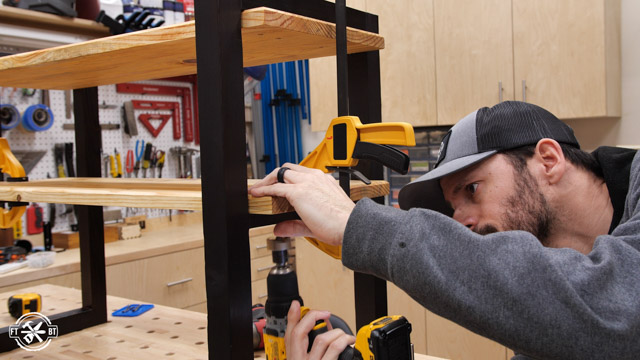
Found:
[436,130,451,167]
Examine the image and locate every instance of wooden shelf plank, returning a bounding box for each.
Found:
[0,7,384,90]
[0,178,388,213]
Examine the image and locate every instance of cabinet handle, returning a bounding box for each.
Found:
[167,278,193,287]
[258,294,268,299]
[257,265,273,272]
[522,80,527,102]
[498,81,503,102]
[255,244,267,250]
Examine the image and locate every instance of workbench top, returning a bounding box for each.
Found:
[0,284,446,359]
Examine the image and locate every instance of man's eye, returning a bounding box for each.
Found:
[466,183,478,195]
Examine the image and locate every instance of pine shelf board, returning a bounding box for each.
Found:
[0,178,388,214]
[0,7,384,90]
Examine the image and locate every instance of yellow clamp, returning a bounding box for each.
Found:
[0,138,27,229]
[300,116,415,259]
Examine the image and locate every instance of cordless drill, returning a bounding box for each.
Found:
[263,237,302,360]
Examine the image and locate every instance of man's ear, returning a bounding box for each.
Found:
[533,139,565,184]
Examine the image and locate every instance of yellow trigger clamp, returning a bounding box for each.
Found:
[299,116,416,259]
[0,138,28,229]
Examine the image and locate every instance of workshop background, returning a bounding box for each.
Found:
[0,0,636,359]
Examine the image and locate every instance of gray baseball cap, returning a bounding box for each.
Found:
[398,101,580,215]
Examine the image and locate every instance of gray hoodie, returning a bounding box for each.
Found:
[342,147,639,359]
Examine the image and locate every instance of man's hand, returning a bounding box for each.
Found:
[248,163,355,246]
[285,300,356,360]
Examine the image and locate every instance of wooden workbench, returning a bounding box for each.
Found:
[0,212,205,289]
[0,285,445,359]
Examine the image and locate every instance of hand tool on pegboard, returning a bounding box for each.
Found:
[138,113,172,137]
[122,101,139,136]
[64,143,75,177]
[12,150,46,176]
[125,150,134,178]
[170,146,198,178]
[110,149,122,178]
[142,143,153,178]
[131,100,180,139]
[158,75,200,144]
[156,150,166,178]
[134,139,144,177]
[117,83,193,142]
[149,149,158,178]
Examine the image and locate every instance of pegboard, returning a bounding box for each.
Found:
[0,78,201,235]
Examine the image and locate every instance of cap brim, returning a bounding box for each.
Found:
[398,150,497,214]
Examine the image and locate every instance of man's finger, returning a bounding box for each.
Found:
[291,309,331,341]
[320,333,356,360]
[248,182,293,198]
[307,329,349,360]
[285,300,301,342]
[274,220,313,238]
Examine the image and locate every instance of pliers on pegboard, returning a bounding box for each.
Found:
[133,139,144,178]
[125,150,134,178]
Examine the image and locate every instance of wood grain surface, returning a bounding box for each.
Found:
[0,285,446,359]
[0,178,388,213]
[0,7,384,90]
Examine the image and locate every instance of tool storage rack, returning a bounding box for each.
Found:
[0,1,387,357]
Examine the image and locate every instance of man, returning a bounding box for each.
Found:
[249,101,640,359]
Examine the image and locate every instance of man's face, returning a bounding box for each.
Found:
[440,154,554,243]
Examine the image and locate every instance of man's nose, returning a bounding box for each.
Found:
[452,208,478,230]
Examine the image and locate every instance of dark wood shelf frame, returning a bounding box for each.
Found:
[0,1,386,357]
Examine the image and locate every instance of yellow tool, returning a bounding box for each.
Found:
[109,154,116,177]
[306,314,413,360]
[115,149,122,178]
[8,293,42,319]
[299,116,415,259]
[0,138,27,229]
[109,149,123,178]
[12,219,22,239]
[353,315,412,360]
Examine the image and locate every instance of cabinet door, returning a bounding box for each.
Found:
[367,0,437,127]
[513,0,621,118]
[434,0,514,125]
[310,0,437,131]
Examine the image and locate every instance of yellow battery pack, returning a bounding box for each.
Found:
[8,293,42,319]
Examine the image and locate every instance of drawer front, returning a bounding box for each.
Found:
[251,279,268,306]
[251,251,296,282]
[107,247,206,309]
[251,255,274,281]
[249,233,275,260]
